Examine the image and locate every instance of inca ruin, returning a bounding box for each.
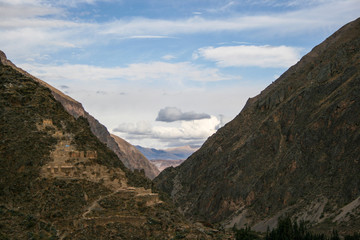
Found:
[37,119,161,212]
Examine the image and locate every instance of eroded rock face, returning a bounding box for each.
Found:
[155,18,360,234]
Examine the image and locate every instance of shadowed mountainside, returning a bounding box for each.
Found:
[155,18,360,235]
[0,52,159,179]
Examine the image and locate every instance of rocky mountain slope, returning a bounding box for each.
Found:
[0,51,159,180]
[111,134,160,179]
[155,18,360,235]
[0,55,222,239]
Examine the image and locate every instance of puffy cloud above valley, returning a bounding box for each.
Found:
[113,115,220,147]
[156,107,211,122]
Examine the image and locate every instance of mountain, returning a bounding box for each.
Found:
[136,145,197,160]
[111,134,160,179]
[136,145,197,172]
[154,18,360,235]
[0,52,221,239]
[0,51,159,180]
[166,145,199,159]
[150,159,185,172]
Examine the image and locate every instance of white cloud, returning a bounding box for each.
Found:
[156,107,211,122]
[100,16,250,36]
[20,62,233,83]
[53,0,99,6]
[195,45,301,68]
[162,54,176,60]
[0,0,111,7]
[153,116,220,140]
[0,5,61,19]
[206,1,237,13]
[0,0,42,5]
[0,28,80,60]
[0,17,90,28]
[126,35,173,39]
[100,1,359,37]
[1,0,358,60]
[113,116,220,144]
[236,0,345,9]
[113,121,152,135]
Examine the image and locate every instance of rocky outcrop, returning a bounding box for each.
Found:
[155,18,360,235]
[0,50,7,65]
[0,50,159,179]
[111,134,160,179]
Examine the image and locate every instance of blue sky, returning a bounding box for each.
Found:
[1,0,359,148]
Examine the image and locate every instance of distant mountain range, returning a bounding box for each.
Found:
[150,159,185,172]
[135,145,198,172]
[136,145,198,160]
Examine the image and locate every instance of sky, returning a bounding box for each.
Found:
[1,0,359,149]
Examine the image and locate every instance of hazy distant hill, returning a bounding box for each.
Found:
[0,51,219,239]
[150,159,185,172]
[136,145,197,160]
[136,146,198,172]
[155,18,360,235]
[136,145,197,172]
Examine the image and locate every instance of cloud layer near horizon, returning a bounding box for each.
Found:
[113,115,220,147]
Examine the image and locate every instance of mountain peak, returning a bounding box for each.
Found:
[0,50,6,63]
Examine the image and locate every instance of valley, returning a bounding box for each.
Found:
[0,56,221,239]
[1,15,360,240]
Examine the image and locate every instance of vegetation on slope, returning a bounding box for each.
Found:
[234,217,360,240]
